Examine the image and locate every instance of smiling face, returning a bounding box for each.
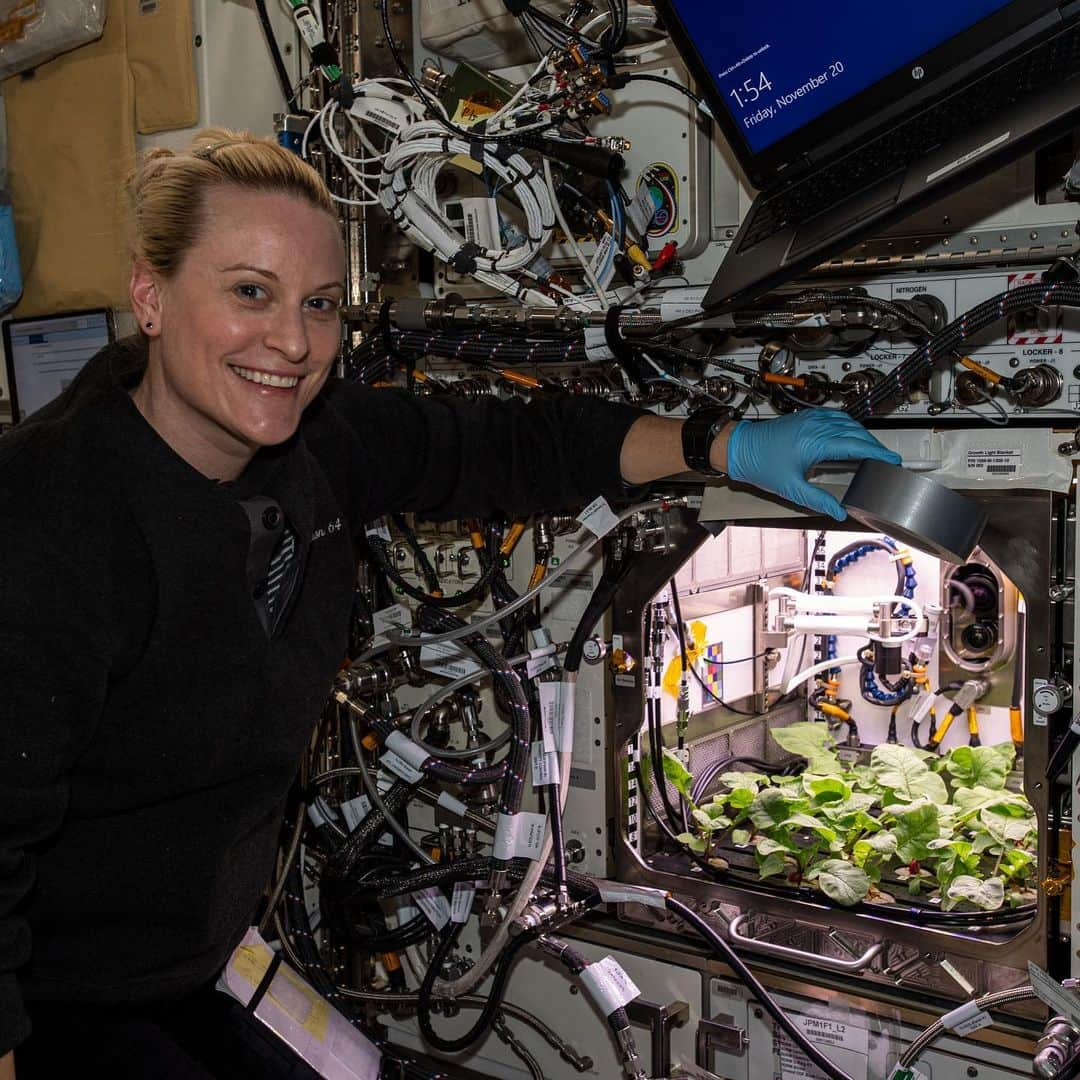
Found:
[129,185,346,480]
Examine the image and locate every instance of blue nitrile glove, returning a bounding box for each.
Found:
[726,409,901,521]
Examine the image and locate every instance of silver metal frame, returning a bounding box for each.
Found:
[609,492,1062,1003]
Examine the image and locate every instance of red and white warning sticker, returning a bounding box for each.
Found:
[1007,271,1064,344]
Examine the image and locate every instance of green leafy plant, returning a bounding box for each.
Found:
[668,723,1035,910]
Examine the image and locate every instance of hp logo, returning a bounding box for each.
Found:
[912,66,925,80]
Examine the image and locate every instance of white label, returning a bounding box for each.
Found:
[380,749,425,785]
[340,795,372,832]
[493,810,547,860]
[373,603,410,636]
[365,517,392,542]
[539,680,573,753]
[349,99,406,135]
[385,731,429,771]
[579,956,641,1014]
[450,881,475,923]
[965,448,1022,477]
[595,881,669,909]
[941,1001,993,1036]
[576,495,619,538]
[772,1015,868,1080]
[584,326,615,361]
[888,1070,929,1080]
[393,897,419,926]
[1029,962,1080,1029]
[531,740,559,787]
[526,653,557,679]
[588,233,615,284]
[627,182,657,235]
[412,887,451,929]
[293,6,324,48]
[419,639,483,679]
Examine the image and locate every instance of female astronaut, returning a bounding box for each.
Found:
[0,129,898,1078]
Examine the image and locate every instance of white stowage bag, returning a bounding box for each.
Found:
[421,0,566,68]
[0,0,105,80]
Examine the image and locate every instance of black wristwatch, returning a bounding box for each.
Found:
[681,408,731,477]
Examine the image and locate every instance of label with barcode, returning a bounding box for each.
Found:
[419,639,483,679]
[412,887,451,929]
[373,603,410,636]
[539,680,573,753]
[381,749,424,784]
[531,740,560,787]
[526,653,557,679]
[576,495,619,538]
[588,233,615,288]
[293,6,324,48]
[340,795,372,831]
[347,96,412,134]
[965,448,1022,476]
[450,881,475,923]
[580,956,641,1013]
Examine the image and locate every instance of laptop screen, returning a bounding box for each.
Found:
[2,309,113,423]
[675,0,1016,154]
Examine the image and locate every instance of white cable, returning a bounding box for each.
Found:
[781,654,861,695]
[485,56,550,126]
[379,120,557,302]
[543,158,610,309]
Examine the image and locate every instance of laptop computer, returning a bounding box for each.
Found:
[2,308,115,423]
[653,0,1080,314]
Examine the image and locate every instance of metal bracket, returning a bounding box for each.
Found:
[696,1013,749,1063]
[625,997,690,1077]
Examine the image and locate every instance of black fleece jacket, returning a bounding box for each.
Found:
[0,339,645,1052]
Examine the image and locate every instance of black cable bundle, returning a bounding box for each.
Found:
[365,530,502,608]
[348,329,586,377]
[411,606,532,817]
[845,280,1080,418]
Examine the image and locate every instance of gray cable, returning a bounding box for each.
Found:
[347,715,435,866]
[409,667,513,759]
[494,1013,545,1080]
[897,985,1036,1068]
[259,801,306,934]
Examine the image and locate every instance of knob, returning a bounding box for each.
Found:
[565,839,586,864]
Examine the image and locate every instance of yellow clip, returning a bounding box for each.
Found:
[959,355,1003,385]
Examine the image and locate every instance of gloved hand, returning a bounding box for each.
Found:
[726,409,901,520]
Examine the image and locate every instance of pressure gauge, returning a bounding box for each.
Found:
[1033,678,1071,716]
[758,341,795,376]
[582,637,609,664]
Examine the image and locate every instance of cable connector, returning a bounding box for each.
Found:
[954,678,990,712]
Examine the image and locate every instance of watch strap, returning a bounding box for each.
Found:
[681,408,730,477]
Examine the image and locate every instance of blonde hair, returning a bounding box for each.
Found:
[126,127,336,278]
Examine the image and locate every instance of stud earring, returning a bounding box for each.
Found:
[145,321,153,329]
